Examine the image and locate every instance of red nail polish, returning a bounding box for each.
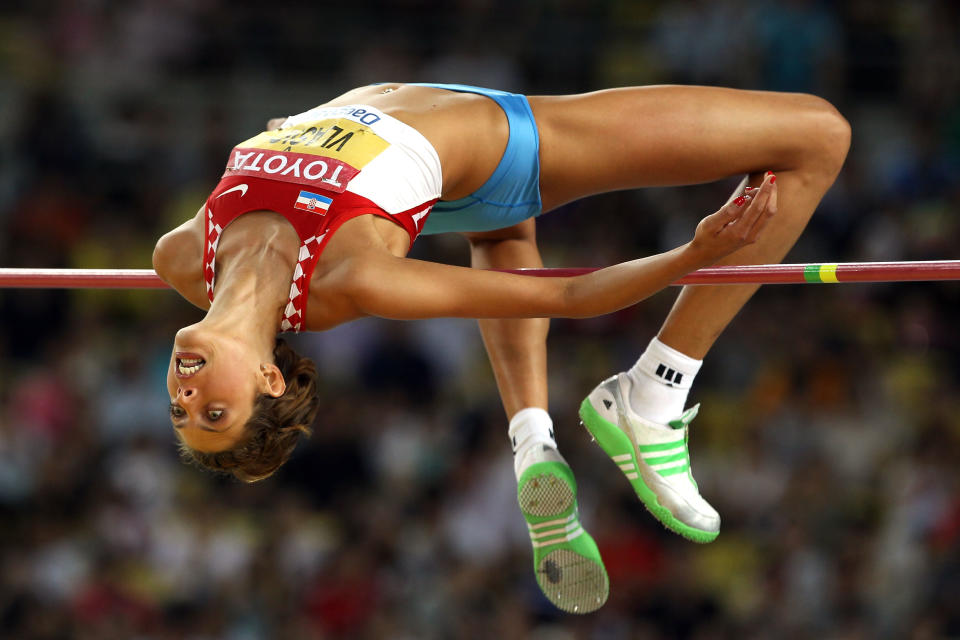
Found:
[770,176,776,184]
[734,196,745,206]
[745,186,755,191]
[766,171,774,176]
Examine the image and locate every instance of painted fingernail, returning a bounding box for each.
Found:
[734,196,745,206]
[745,186,755,191]
[766,171,774,176]
[770,176,776,184]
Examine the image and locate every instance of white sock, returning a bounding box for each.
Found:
[626,336,702,425]
[509,407,557,479]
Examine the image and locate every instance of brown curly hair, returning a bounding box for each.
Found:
[177,338,320,483]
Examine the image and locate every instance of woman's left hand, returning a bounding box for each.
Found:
[688,173,778,265]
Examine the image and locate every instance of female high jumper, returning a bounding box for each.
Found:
[153,82,848,613]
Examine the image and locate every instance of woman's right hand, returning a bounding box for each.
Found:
[688,173,778,266]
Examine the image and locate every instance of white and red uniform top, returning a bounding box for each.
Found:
[203,105,443,332]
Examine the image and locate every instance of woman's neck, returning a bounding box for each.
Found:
[201,216,299,351]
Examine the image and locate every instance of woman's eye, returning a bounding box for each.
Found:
[208,409,224,421]
[170,405,185,418]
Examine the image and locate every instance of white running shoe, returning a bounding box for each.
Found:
[579,373,720,543]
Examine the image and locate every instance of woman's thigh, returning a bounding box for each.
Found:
[529,85,843,212]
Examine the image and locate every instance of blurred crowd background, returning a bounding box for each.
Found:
[2,1,960,638]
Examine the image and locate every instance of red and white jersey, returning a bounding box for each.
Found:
[203,105,442,332]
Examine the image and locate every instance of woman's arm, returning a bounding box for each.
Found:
[349,176,777,321]
[152,206,211,310]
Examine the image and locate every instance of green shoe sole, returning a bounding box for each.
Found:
[579,398,718,544]
[518,461,609,613]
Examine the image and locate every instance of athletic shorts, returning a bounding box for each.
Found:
[405,83,542,235]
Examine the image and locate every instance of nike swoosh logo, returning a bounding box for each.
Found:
[411,207,430,228]
[216,184,249,199]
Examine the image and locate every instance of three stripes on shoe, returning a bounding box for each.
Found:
[526,512,585,549]
[615,439,691,479]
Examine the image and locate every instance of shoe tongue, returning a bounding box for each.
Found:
[667,403,700,430]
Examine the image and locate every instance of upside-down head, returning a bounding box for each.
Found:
[167,328,320,482]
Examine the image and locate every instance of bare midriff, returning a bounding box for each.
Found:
[321,84,510,201]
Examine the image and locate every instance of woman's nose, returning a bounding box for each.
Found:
[178,387,198,403]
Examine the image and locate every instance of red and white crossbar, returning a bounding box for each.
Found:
[1,261,959,289]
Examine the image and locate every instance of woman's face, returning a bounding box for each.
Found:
[166,324,278,452]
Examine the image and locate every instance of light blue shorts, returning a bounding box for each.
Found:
[405,83,542,235]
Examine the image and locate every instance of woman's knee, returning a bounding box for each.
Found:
[791,94,851,177]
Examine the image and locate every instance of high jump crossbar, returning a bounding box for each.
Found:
[1,261,960,289]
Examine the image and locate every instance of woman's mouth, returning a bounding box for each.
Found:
[176,352,206,378]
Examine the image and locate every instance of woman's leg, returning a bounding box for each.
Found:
[532,85,851,357]
[531,85,850,542]
[465,221,549,418]
[465,219,609,614]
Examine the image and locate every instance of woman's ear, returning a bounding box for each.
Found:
[259,363,287,397]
